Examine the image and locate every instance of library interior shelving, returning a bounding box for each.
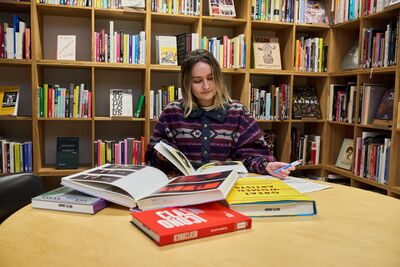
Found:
[0,0,399,199]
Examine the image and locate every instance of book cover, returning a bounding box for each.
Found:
[31,187,107,214]
[292,87,321,119]
[130,202,251,246]
[253,36,281,69]
[61,164,239,210]
[109,89,133,117]
[226,177,317,217]
[0,86,19,116]
[336,138,354,170]
[304,0,328,24]
[373,87,394,126]
[57,35,76,61]
[209,0,236,17]
[156,35,177,65]
[154,140,248,176]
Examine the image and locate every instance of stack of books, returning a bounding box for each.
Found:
[32,141,317,246]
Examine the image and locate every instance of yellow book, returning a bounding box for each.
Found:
[318,38,323,72]
[100,142,106,165]
[226,177,317,217]
[14,144,20,173]
[167,85,174,102]
[73,85,79,118]
[397,101,400,129]
[0,86,19,116]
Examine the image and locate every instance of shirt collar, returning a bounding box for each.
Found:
[189,107,227,122]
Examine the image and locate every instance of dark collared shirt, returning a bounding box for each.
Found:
[145,100,276,174]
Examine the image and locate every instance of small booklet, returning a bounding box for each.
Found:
[31,187,107,214]
[61,164,239,210]
[226,177,317,217]
[131,202,251,246]
[154,141,248,176]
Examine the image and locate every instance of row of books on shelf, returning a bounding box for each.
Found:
[363,0,394,16]
[359,84,394,126]
[37,83,92,118]
[251,0,295,22]
[290,129,321,165]
[151,0,200,15]
[0,139,33,174]
[95,23,146,64]
[328,83,357,123]
[149,86,182,119]
[202,34,246,69]
[294,36,327,72]
[0,17,31,60]
[248,83,290,120]
[330,0,360,25]
[94,137,146,166]
[177,33,199,65]
[37,0,145,8]
[354,132,391,185]
[360,18,399,69]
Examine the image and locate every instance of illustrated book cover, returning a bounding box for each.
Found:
[0,86,19,116]
[304,0,328,24]
[226,177,317,217]
[253,36,281,70]
[209,0,236,17]
[292,87,321,119]
[109,89,133,117]
[31,187,107,214]
[154,140,248,176]
[335,138,354,171]
[155,35,177,65]
[130,202,251,246]
[373,87,394,126]
[61,164,239,210]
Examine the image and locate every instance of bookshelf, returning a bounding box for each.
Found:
[0,0,399,198]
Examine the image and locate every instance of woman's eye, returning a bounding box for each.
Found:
[193,80,202,83]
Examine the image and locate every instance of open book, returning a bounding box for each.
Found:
[61,164,239,210]
[154,141,248,176]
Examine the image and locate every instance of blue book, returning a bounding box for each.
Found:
[13,15,19,58]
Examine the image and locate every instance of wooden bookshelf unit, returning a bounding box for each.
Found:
[0,0,399,198]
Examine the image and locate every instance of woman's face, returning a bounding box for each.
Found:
[190,61,216,107]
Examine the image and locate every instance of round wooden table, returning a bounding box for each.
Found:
[1,182,400,267]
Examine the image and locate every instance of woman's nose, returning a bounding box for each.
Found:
[203,79,209,89]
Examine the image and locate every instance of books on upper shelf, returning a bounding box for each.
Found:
[290,128,320,166]
[32,187,107,214]
[364,0,393,15]
[0,15,31,59]
[354,132,391,184]
[297,0,328,24]
[292,86,321,119]
[328,83,357,123]
[0,139,33,174]
[94,136,146,166]
[359,84,387,125]
[109,89,133,117]
[40,0,91,7]
[156,35,177,65]
[0,86,19,116]
[253,36,281,70]
[57,35,76,61]
[37,83,92,118]
[335,138,354,171]
[154,140,248,176]
[130,202,251,246]
[151,0,200,15]
[209,0,236,17]
[121,0,145,9]
[226,177,317,217]
[331,0,361,24]
[176,33,199,66]
[373,87,395,126]
[61,164,239,210]
[294,35,327,72]
[252,0,294,22]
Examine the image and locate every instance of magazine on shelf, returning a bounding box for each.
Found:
[31,187,107,214]
[130,202,251,246]
[226,177,317,217]
[61,164,239,210]
[209,0,236,17]
[0,86,19,116]
[154,140,248,176]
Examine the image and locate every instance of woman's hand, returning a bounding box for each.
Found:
[265,161,295,179]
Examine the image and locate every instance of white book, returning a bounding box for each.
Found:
[156,35,177,65]
[57,35,76,60]
[139,31,146,64]
[109,89,133,117]
[61,163,239,210]
[149,89,154,119]
[109,21,114,63]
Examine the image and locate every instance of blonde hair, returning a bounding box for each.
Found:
[179,49,231,117]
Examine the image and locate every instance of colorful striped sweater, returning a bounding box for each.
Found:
[145,100,276,174]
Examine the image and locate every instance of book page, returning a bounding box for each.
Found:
[195,161,248,175]
[154,141,195,175]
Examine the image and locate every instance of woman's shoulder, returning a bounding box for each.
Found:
[225,100,250,114]
[163,99,184,112]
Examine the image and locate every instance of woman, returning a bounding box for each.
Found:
[145,49,294,178]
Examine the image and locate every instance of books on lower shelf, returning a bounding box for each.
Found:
[32,187,107,214]
[154,140,248,176]
[61,164,239,210]
[130,202,251,246]
[359,84,388,125]
[226,177,317,217]
[37,83,92,118]
[0,86,19,116]
[156,35,178,65]
[0,139,33,174]
[354,132,391,184]
[253,36,281,70]
[290,128,320,165]
[328,83,357,123]
[150,85,182,119]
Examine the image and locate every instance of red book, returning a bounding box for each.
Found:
[131,202,251,246]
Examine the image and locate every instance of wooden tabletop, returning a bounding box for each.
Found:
[1,182,400,267]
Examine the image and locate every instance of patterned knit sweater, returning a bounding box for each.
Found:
[145,100,276,174]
